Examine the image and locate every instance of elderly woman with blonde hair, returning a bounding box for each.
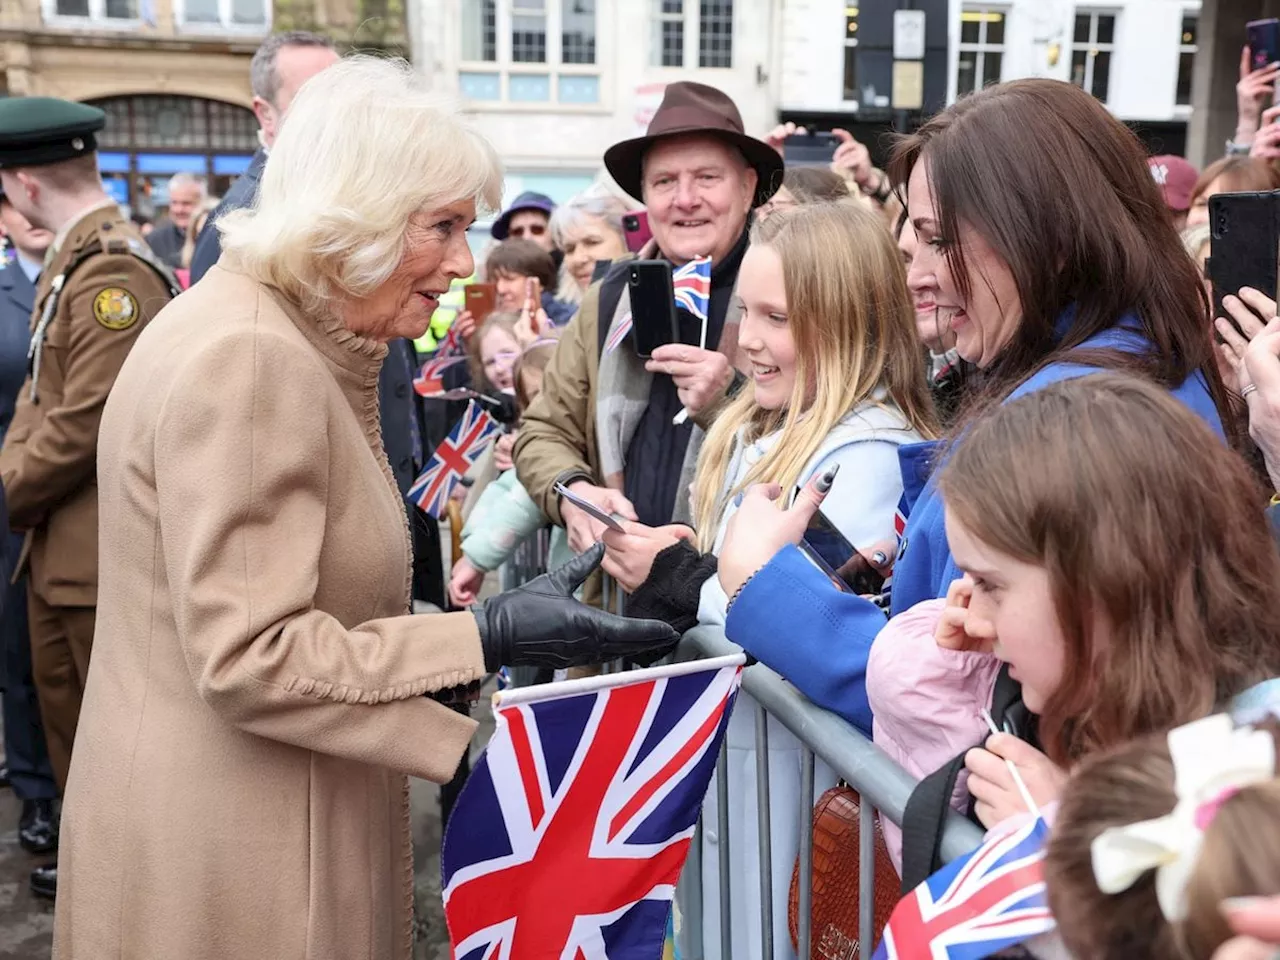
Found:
[52,57,675,960]
[549,183,632,302]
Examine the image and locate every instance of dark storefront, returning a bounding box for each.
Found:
[88,94,257,216]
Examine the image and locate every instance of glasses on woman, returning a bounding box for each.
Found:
[510,223,547,238]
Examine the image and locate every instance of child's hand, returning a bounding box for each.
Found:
[449,556,487,608]
[934,575,992,652]
[965,734,1067,828]
[494,431,518,471]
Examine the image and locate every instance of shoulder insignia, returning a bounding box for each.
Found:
[92,287,139,331]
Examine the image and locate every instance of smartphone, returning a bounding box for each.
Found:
[1248,19,1280,72]
[622,210,652,253]
[798,507,887,596]
[554,482,627,533]
[783,132,838,167]
[464,282,497,322]
[627,260,680,358]
[1206,190,1280,335]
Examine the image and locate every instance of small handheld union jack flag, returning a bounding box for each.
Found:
[442,654,745,959]
[672,256,711,322]
[437,320,467,358]
[873,815,1055,960]
[408,400,499,517]
[604,312,634,355]
[413,354,469,397]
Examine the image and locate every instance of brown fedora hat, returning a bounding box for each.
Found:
[604,82,784,209]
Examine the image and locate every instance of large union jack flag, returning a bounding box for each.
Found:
[442,655,745,959]
[874,815,1055,960]
[672,256,711,323]
[408,400,499,517]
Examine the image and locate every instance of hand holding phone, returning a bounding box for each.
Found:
[464,283,496,324]
[554,482,628,534]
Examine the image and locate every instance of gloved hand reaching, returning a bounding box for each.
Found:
[472,543,681,672]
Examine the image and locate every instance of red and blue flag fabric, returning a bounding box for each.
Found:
[873,815,1055,960]
[408,400,499,517]
[414,354,469,397]
[442,654,745,959]
[437,321,467,358]
[604,312,634,355]
[672,256,711,322]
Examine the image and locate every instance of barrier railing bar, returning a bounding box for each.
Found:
[678,626,984,863]
[798,747,815,960]
[716,741,732,956]
[681,821,705,960]
[754,701,774,959]
[859,795,874,956]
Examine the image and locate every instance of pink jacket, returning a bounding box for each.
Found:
[866,598,1003,873]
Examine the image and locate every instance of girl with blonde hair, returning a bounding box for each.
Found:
[601,200,937,960]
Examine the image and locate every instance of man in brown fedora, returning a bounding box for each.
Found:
[515,81,783,573]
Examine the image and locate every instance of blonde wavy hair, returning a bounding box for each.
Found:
[691,202,938,550]
[219,56,503,314]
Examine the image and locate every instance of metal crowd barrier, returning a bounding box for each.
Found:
[673,625,985,960]
[490,553,985,957]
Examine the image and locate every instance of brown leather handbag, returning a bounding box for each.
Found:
[787,786,901,958]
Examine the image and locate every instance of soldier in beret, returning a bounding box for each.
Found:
[0,96,178,900]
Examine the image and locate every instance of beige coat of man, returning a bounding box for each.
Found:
[54,265,486,959]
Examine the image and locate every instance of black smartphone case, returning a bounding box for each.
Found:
[1206,190,1280,333]
[626,260,679,357]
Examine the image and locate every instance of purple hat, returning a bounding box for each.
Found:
[491,191,556,240]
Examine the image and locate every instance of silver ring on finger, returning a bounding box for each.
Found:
[1242,382,1259,399]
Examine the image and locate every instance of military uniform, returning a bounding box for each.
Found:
[0,100,178,797]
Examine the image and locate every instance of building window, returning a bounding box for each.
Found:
[698,0,732,68]
[842,5,858,102]
[177,0,267,28]
[957,6,1005,97]
[1071,10,1116,103]
[649,0,733,69]
[1176,13,1197,107]
[652,0,684,67]
[462,0,498,61]
[561,0,595,64]
[459,0,600,105]
[511,0,547,62]
[47,0,137,21]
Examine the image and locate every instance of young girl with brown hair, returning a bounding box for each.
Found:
[868,373,1280,869]
[1046,715,1280,960]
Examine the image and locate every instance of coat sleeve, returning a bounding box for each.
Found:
[513,284,599,526]
[2,256,172,528]
[725,543,889,734]
[461,470,548,573]
[153,329,485,782]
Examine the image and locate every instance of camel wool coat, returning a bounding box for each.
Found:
[53,264,486,959]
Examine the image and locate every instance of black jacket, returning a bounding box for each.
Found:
[188,147,267,284]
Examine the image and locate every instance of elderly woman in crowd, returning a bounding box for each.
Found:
[53,57,675,959]
[549,184,631,304]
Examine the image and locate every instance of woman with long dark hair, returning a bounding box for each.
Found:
[712,78,1233,733]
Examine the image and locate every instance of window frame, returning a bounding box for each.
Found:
[955,5,1008,98]
[458,0,603,110]
[1174,10,1197,110]
[1070,9,1118,104]
[42,0,142,28]
[648,0,734,71]
[173,0,270,33]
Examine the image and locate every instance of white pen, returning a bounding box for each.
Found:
[980,708,1040,816]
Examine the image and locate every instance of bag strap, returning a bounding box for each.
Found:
[899,664,1031,894]
[595,261,631,359]
[899,748,971,894]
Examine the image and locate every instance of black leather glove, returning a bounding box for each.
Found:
[473,543,681,672]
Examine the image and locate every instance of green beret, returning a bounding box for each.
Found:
[0,97,105,170]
